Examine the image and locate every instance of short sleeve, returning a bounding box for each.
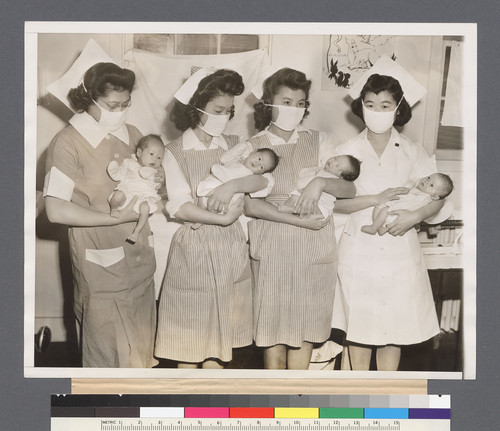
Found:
[219,142,252,165]
[107,160,122,181]
[318,131,337,166]
[163,149,194,218]
[43,129,78,201]
[407,139,438,185]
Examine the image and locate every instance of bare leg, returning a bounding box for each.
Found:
[201,358,225,369]
[177,362,198,369]
[278,195,299,214]
[361,206,389,235]
[263,345,287,369]
[287,341,314,370]
[375,345,401,371]
[348,344,372,370]
[109,190,126,218]
[127,201,149,244]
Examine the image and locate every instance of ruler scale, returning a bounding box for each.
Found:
[51,395,450,431]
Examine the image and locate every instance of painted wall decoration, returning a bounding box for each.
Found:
[322,35,398,90]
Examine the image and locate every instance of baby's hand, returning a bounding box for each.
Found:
[139,166,158,179]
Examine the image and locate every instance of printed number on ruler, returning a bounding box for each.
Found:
[100,418,402,430]
[52,417,449,431]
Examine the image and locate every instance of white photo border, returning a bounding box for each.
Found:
[24,21,476,380]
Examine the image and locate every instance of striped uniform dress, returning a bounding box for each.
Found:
[155,134,253,363]
[248,130,337,348]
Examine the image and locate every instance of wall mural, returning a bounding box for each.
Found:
[322,35,398,90]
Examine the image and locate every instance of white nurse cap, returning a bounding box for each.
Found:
[173,67,217,105]
[250,64,278,100]
[47,39,116,110]
[347,54,427,107]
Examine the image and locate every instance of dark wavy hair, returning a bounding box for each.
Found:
[256,148,280,173]
[170,69,244,132]
[351,74,412,127]
[339,155,361,182]
[435,173,454,199]
[67,62,135,113]
[253,68,312,131]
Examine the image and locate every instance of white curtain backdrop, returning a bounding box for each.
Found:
[124,48,269,142]
[123,48,270,296]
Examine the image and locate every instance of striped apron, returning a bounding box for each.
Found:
[155,134,253,363]
[248,130,337,348]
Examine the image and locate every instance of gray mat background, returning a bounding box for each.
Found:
[2,1,497,430]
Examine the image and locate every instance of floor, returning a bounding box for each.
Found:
[34,331,460,371]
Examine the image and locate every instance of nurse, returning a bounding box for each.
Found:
[244,68,356,369]
[44,62,157,368]
[155,69,268,368]
[330,56,446,370]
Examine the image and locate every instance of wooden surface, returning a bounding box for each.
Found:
[72,378,427,394]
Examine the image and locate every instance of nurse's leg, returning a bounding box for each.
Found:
[177,361,198,369]
[263,345,287,369]
[376,345,401,371]
[202,358,225,369]
[348,344,372,370]
[287,341,314,370]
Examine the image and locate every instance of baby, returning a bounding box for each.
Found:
[278,155,361,219]
[361,172,454,235]
[197,142,279,210]
[108,134,165,244]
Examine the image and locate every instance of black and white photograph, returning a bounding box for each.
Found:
[24,22,476,379]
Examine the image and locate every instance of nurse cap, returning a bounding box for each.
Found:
[347,54,427,107]
[174,67,217,105]
[47,39,116,111]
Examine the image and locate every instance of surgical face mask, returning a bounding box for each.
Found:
[197,109,230,137]
[266,104,306,131]
[361,99,401,134]
[93,100,128,132]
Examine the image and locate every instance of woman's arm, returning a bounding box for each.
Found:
[206,175,269,213]
[175,199,244,226]
[334,187,409,214]
[293,177,356,218]
[244,196,329,230]
[386,199,445,236]
[45,196,139,227]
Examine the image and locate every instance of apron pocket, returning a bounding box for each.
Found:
[84,247,128,295]
[86,247,125,268]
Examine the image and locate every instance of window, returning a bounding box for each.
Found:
[436,36,464,151]
[133,34,259,55]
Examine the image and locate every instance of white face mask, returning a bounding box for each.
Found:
[266,104,306,131]
[197,109,230,137]
[362,99,401,134]
[93,100,128,132]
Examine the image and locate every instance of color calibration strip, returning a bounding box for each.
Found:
[51,395,450,420]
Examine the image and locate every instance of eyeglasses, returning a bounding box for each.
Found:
[95,98,132,112]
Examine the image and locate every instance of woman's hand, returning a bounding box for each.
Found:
[375,187,409,205]
[294,177,324,218]
[206,182,237,214]
[155,166,167,199]
[294,214,330,230]
[386,209,420,236]
[220,197,244,225]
